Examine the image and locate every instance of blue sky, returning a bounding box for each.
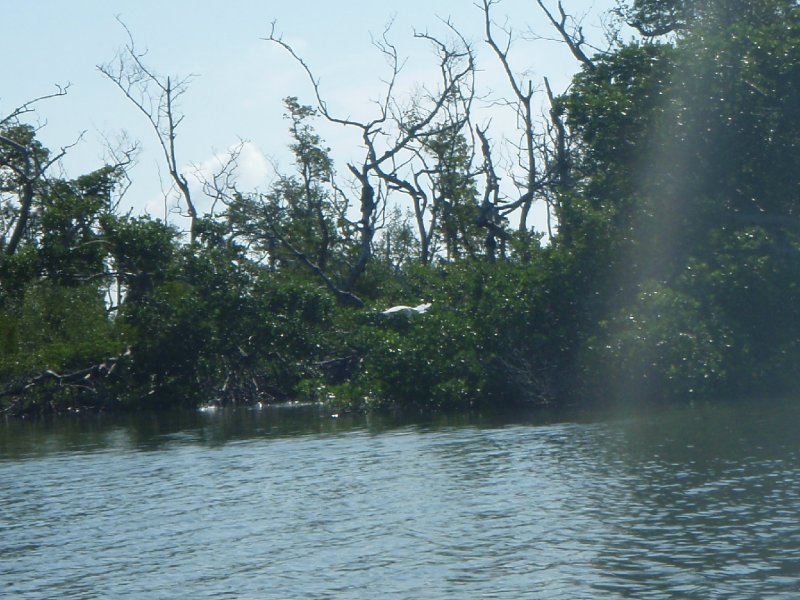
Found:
[2,0,617,229]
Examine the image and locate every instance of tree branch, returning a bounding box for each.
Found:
[0,348,133,414]
[535,0,596,70]
[98,19,198,241]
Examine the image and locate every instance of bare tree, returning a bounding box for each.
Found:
[478,0,601,247]
[364,25,478,264]
[475,124,508,260]
[480,0,557,246]
[98,20,199,242]
[542,76,572,245]
[98,130,140,215]
[266,19,476,284]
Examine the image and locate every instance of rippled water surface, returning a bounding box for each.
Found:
[2,400,800,598]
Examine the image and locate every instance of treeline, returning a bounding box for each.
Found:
[3,0,800,417]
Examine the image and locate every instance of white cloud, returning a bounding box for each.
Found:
[185,141,273,215]
[232,141,273,191]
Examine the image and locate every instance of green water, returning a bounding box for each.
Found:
[1,400,799,598]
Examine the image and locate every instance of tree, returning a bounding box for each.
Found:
[377,205,420,271]
[0,117,130,303]
[0,119,133,414]
[556,0,800,399]
[480,0,583,253]
[226,97,362,306]
[232,98,343,271]
[0,87,73,259]
[98,21,199,242]
[619,0,797,38]
[423,130,481,261]
[266,20,477,275]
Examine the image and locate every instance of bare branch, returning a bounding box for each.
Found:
[191,141,246,217]
[265,23,373,130]
[480,0,541,231]
[266,20,476,270]
[98,18,198,241]
[476,125,509,260]
[1,84,70,127]
[0,348,133,414]
[99,130,140,212]
[535,0,596,69]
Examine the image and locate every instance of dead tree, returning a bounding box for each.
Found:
[475,125,508,261]
[191,141,246,218]
[542,76,572,246]
[365,26,477,264]
[98,20,199,242]
[266,20,476,280]
[479,0,601,247]
[481,0,550,244]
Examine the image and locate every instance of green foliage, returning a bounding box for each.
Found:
[622,0,797,37]
[101,214,179,295]
[38,168,120,285]
[425,131,482,261]
[111,232,336,408]
[0,282,122,413]
[336,308,485,411]
[377,205,421,272]
[330,257,565,410]
[555,0,800,402]
[7,0,800,415]
[586,281,729,402]
[247,270,335,396]
[227,97,346,277]
[0,246,39,302]
[0,282,117,376]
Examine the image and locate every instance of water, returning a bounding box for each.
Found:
[1,400,799,599]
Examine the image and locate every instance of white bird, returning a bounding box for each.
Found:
[380,302,432,317]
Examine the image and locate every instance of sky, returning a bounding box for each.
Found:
[2,0,619,232]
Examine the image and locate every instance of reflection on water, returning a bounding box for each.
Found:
[1,400,799,598]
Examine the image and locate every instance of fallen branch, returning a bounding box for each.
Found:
[0,348,132,414]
